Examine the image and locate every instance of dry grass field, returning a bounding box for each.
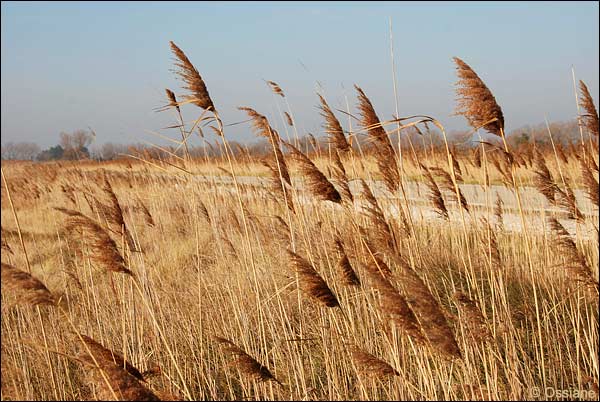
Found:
[1,43,598,401]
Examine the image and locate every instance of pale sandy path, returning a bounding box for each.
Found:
[175,175,598,239]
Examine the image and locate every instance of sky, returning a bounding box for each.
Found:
[1,1,599,148]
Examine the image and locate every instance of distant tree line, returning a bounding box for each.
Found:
[0,119,589,161]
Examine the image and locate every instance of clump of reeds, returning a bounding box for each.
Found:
[169,41,215,112]
[284,141,341,203]
[55,208,133,276]
[287,250,339,308]
[1,262,56,306]
[74,333,159,401]
[213,336,282,385]
[453,57,504,137]
[350,346,400,378]
[579,80,599,138]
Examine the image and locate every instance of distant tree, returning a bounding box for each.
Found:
[60,129,94,160]
[36,145,64,161]
[1,142,41,160]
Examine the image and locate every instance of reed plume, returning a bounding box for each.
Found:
[76,334,145,382]
[169,41,215,112]
[488,146,514,186]
[1,262,55,306]
[213,336,282,385]
[197,200,212,224]
[531,151,583,220]
[355,85,400,193]
[284,141,341,203]
[330,150,353,204]
[350,346,400,378]
[533,152,558,203]
[580,157,599,208]
[318,94,351,154]
[359,179,396,251]
[481,218,502,270]
[1,226,12,255]
[266,80,285,97]
[548,217,598,291]
[391,256,462,360]
[164,88,179,112]
[429,166,469,212]
[363,257,424,342]
[74,334,159,401]
[287,250,340,308]
[136,197,155,227]
[364,254,393,279]
[101,177,136,251]
[494,193,504,229]
[355,85,392,148]
[471,146,482,168]
[55,208,133,276]
[453,57,504,137]
[334,237,360,286]
[239,106,291,185]
[579,80,599,137]
[555,179,585,222]
[450,151,463,181]
[261,159,295,212]
[421,165,449,220]
[453,291,492,343]
[284,111,293,127]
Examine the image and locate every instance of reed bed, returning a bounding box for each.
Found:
[1,44,598,401]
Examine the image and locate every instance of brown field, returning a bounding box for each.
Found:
[1,45,599,401]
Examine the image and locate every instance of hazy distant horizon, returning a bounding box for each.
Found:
[2,1,598,148]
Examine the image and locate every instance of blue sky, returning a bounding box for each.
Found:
[1,1,598,147]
